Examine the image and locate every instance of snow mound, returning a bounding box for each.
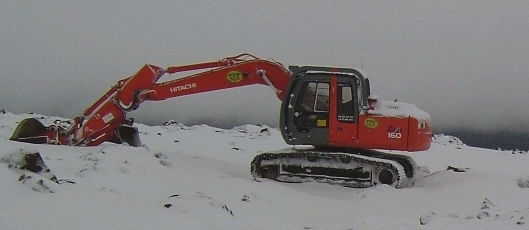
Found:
[1,112,529,230]
[1,148,58,193]
[433,134,466,147]
[231,124,272,136]
[517,176,529,188]
[371,99,431,122]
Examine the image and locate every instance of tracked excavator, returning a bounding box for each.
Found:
[10,54,431,188]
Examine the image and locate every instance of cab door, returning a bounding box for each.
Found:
[282,75,330,146]
[328,75,359,146]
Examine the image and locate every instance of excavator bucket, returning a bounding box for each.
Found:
[11,118,141,146]
[108,124,142,147]
[10,118,49,144]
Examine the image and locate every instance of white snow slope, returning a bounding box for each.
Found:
[1,110,529,230]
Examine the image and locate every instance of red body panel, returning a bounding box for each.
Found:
[357,115,409,150]
[78,102,126,146]
[407,118,432,151]
[328,75,359,146]
[330,114,431,151]
[327,74,431,152]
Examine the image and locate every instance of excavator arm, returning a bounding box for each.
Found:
[10,54,291,146]
[145,54,290,101]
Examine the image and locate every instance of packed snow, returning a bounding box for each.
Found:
[1,110,529,230]
[369,98,432,123]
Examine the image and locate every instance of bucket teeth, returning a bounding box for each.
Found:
[10,118,49,144]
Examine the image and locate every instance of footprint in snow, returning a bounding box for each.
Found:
[154,153,170,166]
[517,176,529,188]
[162,192,236,217]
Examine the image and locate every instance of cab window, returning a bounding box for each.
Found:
[295,82,329,129]
[337,84,356,122]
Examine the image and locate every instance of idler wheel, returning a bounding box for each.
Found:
[261,165,279,180]
[375,166,398,186]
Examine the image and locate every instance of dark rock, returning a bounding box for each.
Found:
[222,205,235,216]
[481,198,494,210]
[58,179,76,184]
[2,151,58,183]
[447,166,467,172]
[21,153,44,172]
[420,212,436,225]
[241,195,250,202]
[162,120,177,126]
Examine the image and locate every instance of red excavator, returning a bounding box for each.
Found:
[10,54,431,188]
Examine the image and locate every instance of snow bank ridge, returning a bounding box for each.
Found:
[433,134,466,147]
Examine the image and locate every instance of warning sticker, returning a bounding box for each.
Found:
[364,118,378,128]
[316,119,327,127]
[226,71,243,83]
[102,113,114,124]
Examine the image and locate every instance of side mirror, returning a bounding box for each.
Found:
[365,78,371,97]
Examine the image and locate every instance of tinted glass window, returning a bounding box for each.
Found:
[337,84,356,122]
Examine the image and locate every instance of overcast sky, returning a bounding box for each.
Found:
[1,0,528,132]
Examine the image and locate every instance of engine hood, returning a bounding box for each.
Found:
[367,97,431,123]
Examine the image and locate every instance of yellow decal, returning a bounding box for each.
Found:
[364,118,378,128]
[316,119,327,127]
[226,71,243,83]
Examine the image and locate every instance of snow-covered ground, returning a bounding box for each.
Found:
[1,110,529,230]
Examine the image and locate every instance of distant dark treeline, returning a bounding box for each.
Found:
[437,129,529,151]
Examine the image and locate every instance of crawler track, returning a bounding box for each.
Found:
[251,148,415,188]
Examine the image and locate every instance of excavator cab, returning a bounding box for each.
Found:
[281,66,368,147]
[280,66,431,152]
